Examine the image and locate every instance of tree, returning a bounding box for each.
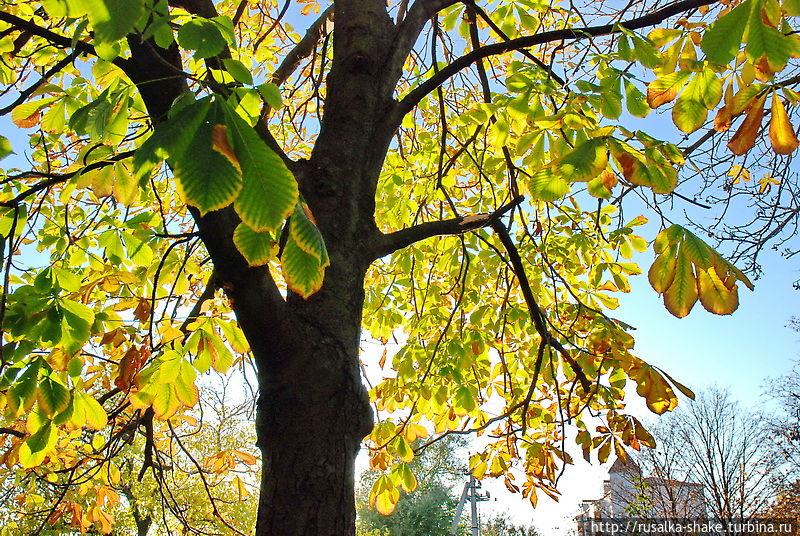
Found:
[357,436,466,536]
[481,513,540,536]
[630,388,782,521]
[767,325,800,473]
[0,373,259,535]
[0,0,796,535]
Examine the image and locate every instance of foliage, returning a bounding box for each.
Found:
[480,513,539,536]
[0,0,797,533]
[358,437,466,536]
[0,374,258,535]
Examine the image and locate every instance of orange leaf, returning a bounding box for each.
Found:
[768,96,799,154]
[714,106,732,132]
[211,125,240,170]
[15,111,40,128]
[727,93,766,155]
[600,169,618,190]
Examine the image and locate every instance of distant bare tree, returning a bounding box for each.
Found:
[633,388,782,522]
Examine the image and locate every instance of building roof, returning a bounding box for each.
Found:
[609,455,641,474]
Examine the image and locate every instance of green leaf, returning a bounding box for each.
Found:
[178,19,226,59]
[598,77,623,119]
[37,376,70,417]
[645,160,678,194]
[257,83,283,109]
[281,233,326,298]
[173,107,243,215]
[746,10,793,71]
[527,168,570,202]
[222,103,298,231]
[672,74,710,133]
[663,243,698,318]
[223,59,253,85]
[784,0,800,16]
[19,421,57,468]
[133,98,212,176]
[61,298,95,349]
[681,230,715,268]
[623,80,649,118]
[88,0,144,43]
[631,34,662,68]
[701,0,752,65]
[233,223,276,266]
[8,361,40,416]
[559,139,609,182]
[290,203,327,262]
[0,135,12,160]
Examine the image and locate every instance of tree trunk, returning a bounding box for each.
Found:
[122,2,403,534]
[254,305,372,535]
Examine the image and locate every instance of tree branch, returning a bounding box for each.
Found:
[179,270,220,336]
[0,50,80,117]
[0,10,109,61]
[392,0,720,121]
[270,6,334,87]
[491,220,591,392]
[0,150,135,207]
[371,195,524,259]
[387,0,461,80]
[0,426,24,438]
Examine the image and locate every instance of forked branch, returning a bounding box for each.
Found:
[371,195,524,259]
[491,220,592,392]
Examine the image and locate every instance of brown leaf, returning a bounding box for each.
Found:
[727,94,766,155]
[17,112,40,128]
[754,56,776,82]
[714,106,732,132]
[614,152,636,182]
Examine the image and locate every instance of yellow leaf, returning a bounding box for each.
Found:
[727,165,751,184]
[768,95,799,154]
[647,71,690,108]
[648,246,678,293]
[232,476,249,500]
[698,267,739,314]
[230,450,258,465]
[375,488,399,515]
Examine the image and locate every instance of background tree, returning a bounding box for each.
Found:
[357,436,466,536]
[632,388,782,521]
[481,513,540,536]
[0,373,258,535]
[0,0,797,535]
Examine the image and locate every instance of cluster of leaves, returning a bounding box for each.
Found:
[360,0,800,516]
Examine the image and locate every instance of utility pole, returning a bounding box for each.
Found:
[450,473,490,536]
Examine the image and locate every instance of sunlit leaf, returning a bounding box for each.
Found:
[768,95,799,154]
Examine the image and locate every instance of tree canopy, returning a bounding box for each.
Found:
[0,0,797,534]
